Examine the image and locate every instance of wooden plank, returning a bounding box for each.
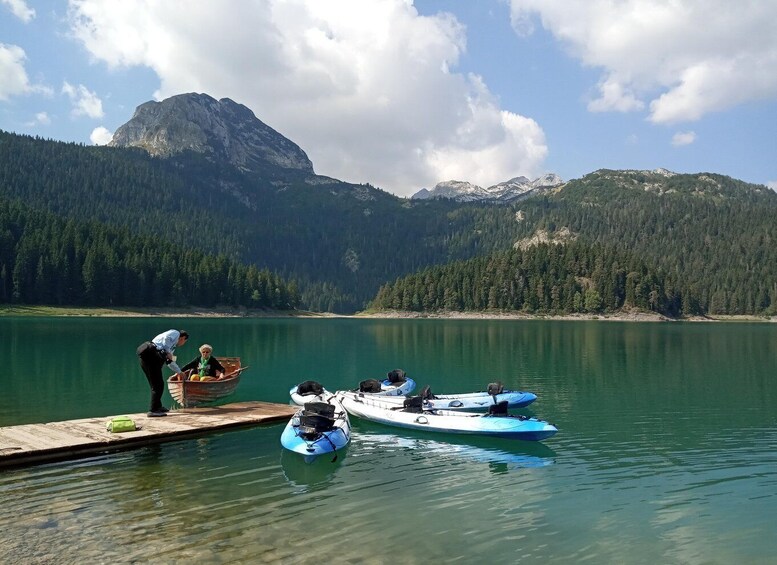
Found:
[0,401,296,469]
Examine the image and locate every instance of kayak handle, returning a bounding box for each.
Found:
[415,415,429,425]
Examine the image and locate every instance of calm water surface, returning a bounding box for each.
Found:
[0,318,775,563]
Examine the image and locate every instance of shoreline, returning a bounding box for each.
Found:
[356,310,777,322]
[0,305,774,322]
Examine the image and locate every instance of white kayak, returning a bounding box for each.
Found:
[356,369,416,397]
[425,381,537,410]
[290,381,333,406]
[347,384,537,411]
[336,391,557,441]
[291,371,416,405]
[280,397,351,461]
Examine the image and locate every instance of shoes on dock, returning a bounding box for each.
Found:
[147,407,169,417]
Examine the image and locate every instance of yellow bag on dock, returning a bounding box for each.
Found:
[106,416,137,433]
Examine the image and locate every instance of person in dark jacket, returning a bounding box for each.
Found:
[136,329,189,417]
[180,343,226,381]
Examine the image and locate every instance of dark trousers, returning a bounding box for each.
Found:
[137,342,165,411]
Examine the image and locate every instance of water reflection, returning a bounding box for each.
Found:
[279,449,347,493]
[350,425,556,472]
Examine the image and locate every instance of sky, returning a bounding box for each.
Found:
[1,0,776,197]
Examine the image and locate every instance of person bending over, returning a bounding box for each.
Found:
[136,329,189,416]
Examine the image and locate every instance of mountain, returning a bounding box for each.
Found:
[411,173,564,202]
[110,92,314,174]
[374,168,777,316]
[2,92,776,316]
[0,121,520,312]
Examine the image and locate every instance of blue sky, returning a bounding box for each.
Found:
[1,0,776,196]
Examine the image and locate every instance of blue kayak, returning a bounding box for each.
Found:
[280,397,351,461]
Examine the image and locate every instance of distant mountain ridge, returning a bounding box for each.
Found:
[412,173,565,202]
[109,92,314,174]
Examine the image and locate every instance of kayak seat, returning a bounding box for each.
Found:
[297,380,325,396]
[299,402,336,438]
[299,414,335,434]
[403,395,424,413]
[487,382,504,396]
[487,401,509,416]
[303,402,335,418]
[359,379,383,393]
[387,369,407,384]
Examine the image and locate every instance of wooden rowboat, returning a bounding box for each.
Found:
[167,357,246,408]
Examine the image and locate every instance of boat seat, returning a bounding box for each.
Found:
[487,401,509,416]
[387,369,407,384]
[300,402,336,436]
[403,395,424,413]
[297,380,325,396]
[359,379,383,393]
[303,401,335,418]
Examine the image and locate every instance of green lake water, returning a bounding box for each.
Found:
[0,317,775,563]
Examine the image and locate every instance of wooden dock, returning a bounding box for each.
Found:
[0,401,297,469]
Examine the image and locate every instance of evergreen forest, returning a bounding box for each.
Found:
[372,171,777,317]
[0,131,519,311]
[2,131,776,316]
[0,197,299,309]
[371,242,684,316]
[504,171,777,316]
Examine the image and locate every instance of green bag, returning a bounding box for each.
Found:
[106,416,137,433]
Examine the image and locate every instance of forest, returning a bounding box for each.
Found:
[2,131,776,316]
[371,242,685,316]
[0,197,298,309]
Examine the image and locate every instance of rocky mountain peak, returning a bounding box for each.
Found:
[109,93,314,174]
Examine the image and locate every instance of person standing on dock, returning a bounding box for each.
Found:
[136,329,189,416]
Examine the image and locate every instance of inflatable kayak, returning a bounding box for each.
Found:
[290,380,333,406]
[280,397,351,461]
[291,369,416,405]
[336,391,557,441]
[355,368,416,397]
[422,382,537,410]
[345,383,536,411]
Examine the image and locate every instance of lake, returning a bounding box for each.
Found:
[1,317,775,563]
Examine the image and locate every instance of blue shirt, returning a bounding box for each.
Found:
[152,329,183,373]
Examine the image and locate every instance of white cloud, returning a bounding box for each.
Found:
[0,43,32,101]
[24,111,50,126]
[90,126,113,145]
[588,74,644,113]
[66,0,548,195]
[1,0,35,22]
[509,0,777,124]
[671,131,696,146]
[62,81,104,118]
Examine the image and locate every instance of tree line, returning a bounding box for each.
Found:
[506,171,777,316]
[0,197,299,309]
[370,238,777,317]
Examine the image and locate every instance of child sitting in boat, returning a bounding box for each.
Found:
[176,344,226,381]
